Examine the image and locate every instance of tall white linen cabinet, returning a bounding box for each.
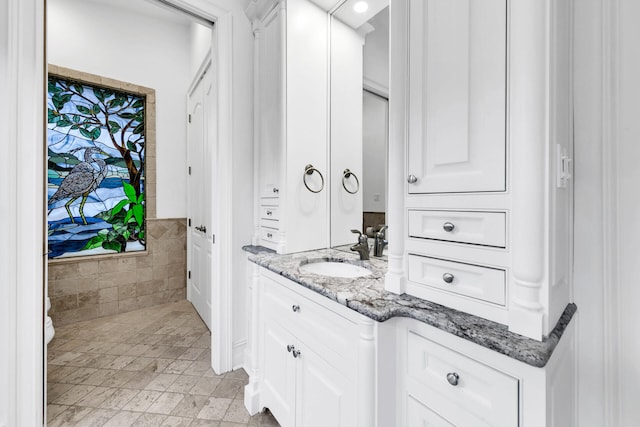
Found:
[389,0,574,341]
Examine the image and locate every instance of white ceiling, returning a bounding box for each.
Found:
[332,0,388,29]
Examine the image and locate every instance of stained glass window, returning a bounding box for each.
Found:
[47,75,146,258]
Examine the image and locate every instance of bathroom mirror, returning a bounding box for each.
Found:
[329,0,389,247]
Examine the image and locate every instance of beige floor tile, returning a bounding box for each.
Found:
[106,355,137,370]
[62,368,99,385]
[131,413,169,426]
[164,359,193,375]
[48,366,78,383]
[76,386,117,407]
[126,343,153,356]
[222,399,250,424]
[122,371,158,389]
[47,382,74,403]
[145,373,180,391]
[142,345,171,358]
[99,370,138,388]
[211,379,244,399]
[81,369,116,386]
[190,419,220,427]
[177,347,205,361]
[197,397,232,421]
[48,406,94,427]
[190,377,222,396]
[47,403,70,422]
[170,394,209,418]
[160,346,188,359]
[123,356,156,371]
[75,409,121,427]
[53,384,97,405]
[182,361,210,377]
[99,387,139,410]
[122,390,163,412]
[101,410,142,427]
[161,415,194,426]
[166,375,200,394]
[147,392,186,415]
[49,351,84,366]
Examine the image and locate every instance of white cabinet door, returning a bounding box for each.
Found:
[296,343,356,427]
[261,319,297,427]
[407,0,507,194]
[407,395,456,427]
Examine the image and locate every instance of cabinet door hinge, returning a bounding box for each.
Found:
[188,114,192,123]
[188,218,191,227]
[188,270,191,279]
[188,166,192,175]
[212,234,215,244]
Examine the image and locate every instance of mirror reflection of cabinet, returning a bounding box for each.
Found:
[252,0,329,253]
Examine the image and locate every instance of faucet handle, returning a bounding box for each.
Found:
[350,229,367,244]
[350,229,363,236]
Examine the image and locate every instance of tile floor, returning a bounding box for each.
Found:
[47,300,280,427]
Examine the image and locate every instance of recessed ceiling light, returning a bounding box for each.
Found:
[353,1,369,13]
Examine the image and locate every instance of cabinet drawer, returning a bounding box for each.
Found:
[260,218,279,230]
[260,184,281,200]
[260,206,280,220]
[408,255,505,305]
[261,275,358,373]
[260,227,278,243]
[408,210,506,248]
[407,331,518,427]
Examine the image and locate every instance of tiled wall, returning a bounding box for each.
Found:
[48,218,187,326]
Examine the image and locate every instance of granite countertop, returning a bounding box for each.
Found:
[243,245,576,368]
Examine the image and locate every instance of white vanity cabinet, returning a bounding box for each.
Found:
[392,0,574,340]
[397,317,576,427]
[246,267,376,427]
[251,0,330,254]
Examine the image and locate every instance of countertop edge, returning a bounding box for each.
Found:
[243,246,577,368]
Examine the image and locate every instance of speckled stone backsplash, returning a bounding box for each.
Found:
[48,218,187,326]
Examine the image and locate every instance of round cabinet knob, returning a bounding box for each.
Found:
[266,233,273,238]
[273,187,279,194]
[292,349,301,358]
[287,345,294,353]
[407,174,418,184]
[266,210,273,216]
[446,372,460,386]
[442,273,454,284]
[292,305,300,313]
[443,222,455,232]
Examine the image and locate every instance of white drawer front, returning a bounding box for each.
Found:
[260,218,279,230]
[260,184,281,200]
[408,255,505,305]
[261,227,278,243]
[407,331,518,427]
[260,206,280,220]
[408,210,506,248]
[261,275,358,374]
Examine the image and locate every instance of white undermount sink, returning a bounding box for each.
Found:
[299,260,372,278]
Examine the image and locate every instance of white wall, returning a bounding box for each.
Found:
[363,6,389,94]
[48,0,192,219]
[190,22,212,80]
[362,91,387,213]
[617,1,640,424]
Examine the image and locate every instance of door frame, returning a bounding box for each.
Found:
[2,0,240,423]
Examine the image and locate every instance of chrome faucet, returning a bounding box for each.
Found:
[350,229,370,260]
[374,225,388,257]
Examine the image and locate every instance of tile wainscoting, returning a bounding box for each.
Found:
[48,218,187,326]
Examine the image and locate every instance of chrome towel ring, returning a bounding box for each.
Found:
[342,169,360,194]
[303,164,324,193]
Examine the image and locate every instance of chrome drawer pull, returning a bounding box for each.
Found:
[443,222,455,232]
[266,210,273,216]
[266,233,273,238]
[442,273,454,284]
[273,187,279,194]
[292,349,301,358]
[407,174,418,184]
[292,305,300,313]
[287,344,294,353]
[446,372,459,386]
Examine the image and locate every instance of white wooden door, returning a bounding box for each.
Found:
[187,67,213,330]
[407,0,507,194]
[296,343,356,427]
[261,319,297,427]
[406,395,456,427]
